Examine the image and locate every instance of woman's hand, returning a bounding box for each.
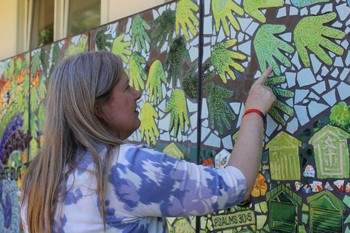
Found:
[245,66,276,115]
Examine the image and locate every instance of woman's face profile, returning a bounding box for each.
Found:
[98,70,142,139]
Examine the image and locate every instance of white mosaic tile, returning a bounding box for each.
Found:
[152,9,159,19]
[217,27,226,43]
[158,98,166,112]
[239,17,253,32]
[322,90,337,106]
[286,99,294,108]
[237,32,245,42]
[236,104,245,128]
[160,131,170,141]
[341,39,349,49]
[266,115,278,137]
[290,6,299,16]
[340,68,350,81]
[321,66,329,76]
[331,68,340,78]
[158,113,171,131]
[328,79,338,88]
[286,72,296,88]
[204,132,221,147]
[254,70,262,79]
[310,5,321,14]
[280,32,292,42]
[126,18,132,33]
[189,46,198,63]
[291,52,302,70]
[245,21,259,37]
[346,51,350,66]
[202,119,208,127]
[295,105,309,126]
[322,3,334,14]
[201,98,208,119]
[238,41,251,56]
[190,112,197,129]
[286,117,299,134]
[300,7,308,16]
[204,16,213,35]
[230,27,237,40]
[337,3,349,21]
[308,101,328,118]
[187,99,197,113]
[169,3,176,11]
[277,7,287,18]
[337,82,350,100]
[297,68,316,87]
[201,126,211,141]
[334,57,344,67]
[222,134,233,150]
[203,46,211,64]
[229,102,241,115]
[188,129,197,143]
[312,81,326,94]
[310,54,322,74]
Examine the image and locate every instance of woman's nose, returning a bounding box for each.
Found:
[135,89,142,100]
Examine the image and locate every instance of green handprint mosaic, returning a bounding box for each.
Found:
[243,0,284,23]
[112,33,132,63]
[265,75,294,125]
[131,15,151,52]
[291,0,330,7]
[146,60,167,104]
[166,36,191,86]
[140,102,159,146]
[330,102,350,131]
[151,10,176,50]
[175,0,199,41]
[294,12,345,67]
[128,53,147,91]
[95,27,113,51]
[204,82,236,134]
[253,24,294,75]
[183,60,215,99]
[212,0,244,36]
[211,39,246,83]
[165,89,190,137]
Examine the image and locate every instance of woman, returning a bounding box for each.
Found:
[21,51,275,232]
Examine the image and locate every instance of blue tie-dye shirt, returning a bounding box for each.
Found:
[22,144,247,233]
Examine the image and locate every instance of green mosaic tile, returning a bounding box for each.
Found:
[345,214,350,224]
[343,195,350,208]
[256,215,267,230]
[260,201,268,213]
[346,226,350,233]
[255,203,262,213]
[302,203,309,212]
[302,213,309,224]
[298,225,307,233]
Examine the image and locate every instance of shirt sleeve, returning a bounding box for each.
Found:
[107,144,247,217]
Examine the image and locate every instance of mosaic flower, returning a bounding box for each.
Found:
[251,172,268,197]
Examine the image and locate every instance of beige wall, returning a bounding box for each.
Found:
[0,0,18,61]
[104,0,169,23]
[0,0,170,61]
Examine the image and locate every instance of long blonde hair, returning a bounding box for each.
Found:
[22,51,124,233]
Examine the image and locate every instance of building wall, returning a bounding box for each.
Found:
[0,0,168,61]
[0,0,18,60]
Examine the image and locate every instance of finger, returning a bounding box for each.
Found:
[255,66,272,85]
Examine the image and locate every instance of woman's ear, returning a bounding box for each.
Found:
[94,104,105,120]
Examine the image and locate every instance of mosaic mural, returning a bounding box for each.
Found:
[1,0,350,232]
